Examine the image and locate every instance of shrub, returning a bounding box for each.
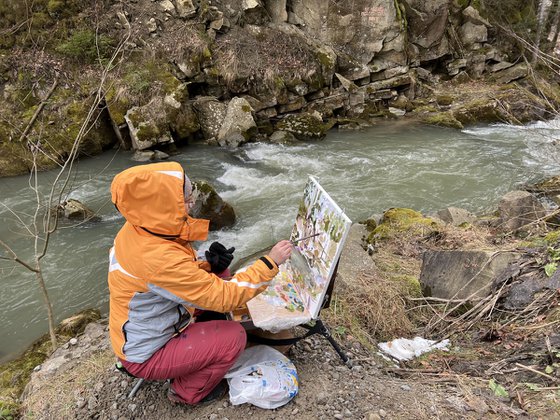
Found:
[56,30,114,63]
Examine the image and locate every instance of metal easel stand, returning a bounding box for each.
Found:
[247,318,352,368]
[301,319,351,367]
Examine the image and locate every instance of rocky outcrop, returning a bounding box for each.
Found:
[275,112,330,141]
[2,0,560,177]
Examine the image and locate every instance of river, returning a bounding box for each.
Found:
[1,118,560,362]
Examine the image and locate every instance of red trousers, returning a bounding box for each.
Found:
[121,320,246,404]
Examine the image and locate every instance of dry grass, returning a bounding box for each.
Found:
[213,26,317,89]
[22,349,114,418]
[326,272,415,345]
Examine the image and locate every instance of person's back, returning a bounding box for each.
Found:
[108,162,292,404]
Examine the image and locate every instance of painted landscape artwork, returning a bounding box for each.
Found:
[247,177,352,331]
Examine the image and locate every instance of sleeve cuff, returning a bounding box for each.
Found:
[259,256,277,270]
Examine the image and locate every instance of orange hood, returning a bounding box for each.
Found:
[111,162,209,241]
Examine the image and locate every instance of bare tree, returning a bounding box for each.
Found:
[0,27,130,352]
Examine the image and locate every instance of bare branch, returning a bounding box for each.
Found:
[18,76,59,144]
[0,238,38,273]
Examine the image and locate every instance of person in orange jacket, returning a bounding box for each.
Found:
[108,161,292,405]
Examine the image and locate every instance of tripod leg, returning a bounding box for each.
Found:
[315,319,352,368]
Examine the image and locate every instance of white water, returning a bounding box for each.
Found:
[2,119,560,361]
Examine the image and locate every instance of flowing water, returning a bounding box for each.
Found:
[2,118,560,362]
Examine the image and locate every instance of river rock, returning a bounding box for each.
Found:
[498,190,546,232]
[58,309,101,336]
[437,207,476,226]
[275,112,329,141]
[125,100,174,151]
[193,97,228,144]
[269,130,298,144]
[57,199,100,222]
[217,97,256,147]
[420,250,520,300]
[191,180,236,231]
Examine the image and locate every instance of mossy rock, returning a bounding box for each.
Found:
[454,98,504,125]
[394,274,422,298]
[421,111,464,129]
[367,208,438,242]
[436,94,454,106]
[275,113,330,141]
[191,180,236,231]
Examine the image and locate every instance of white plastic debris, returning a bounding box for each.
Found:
[377,337,450,361]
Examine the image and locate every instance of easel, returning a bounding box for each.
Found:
[246,261,352,368]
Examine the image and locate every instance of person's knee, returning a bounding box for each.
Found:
[218,321,246,360]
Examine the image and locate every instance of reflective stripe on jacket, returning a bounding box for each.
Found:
[108,162,279,363]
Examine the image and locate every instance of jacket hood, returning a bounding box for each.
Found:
[111,162,208,240]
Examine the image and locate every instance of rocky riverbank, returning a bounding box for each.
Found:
[3,179,560,418]
[2,1,560,177]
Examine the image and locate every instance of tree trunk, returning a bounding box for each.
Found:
[35,267,58,352]
[534,0,553,64]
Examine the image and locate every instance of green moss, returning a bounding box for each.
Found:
[136,123,160,142]
[368,208,437,242]
[422,112,464,129]
[241,104,251,113]
[414,104,438,113]
[56,29,114,63]
[364,218,378,232]
[545,230,560,245]
[394,275,422,298]
[436,94,454,106]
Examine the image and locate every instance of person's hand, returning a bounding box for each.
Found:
[268,240,292,266]
[205,242,235,274]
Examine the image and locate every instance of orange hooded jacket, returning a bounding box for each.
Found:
[108,162,279,363]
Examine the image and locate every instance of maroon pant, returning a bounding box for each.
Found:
[121,320,246,404]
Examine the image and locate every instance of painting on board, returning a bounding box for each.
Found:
[246,177,352,330]
[289,177,352,318]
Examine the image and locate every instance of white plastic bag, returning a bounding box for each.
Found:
[224,345,299,409]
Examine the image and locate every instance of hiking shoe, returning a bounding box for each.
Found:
[167,380,228,406]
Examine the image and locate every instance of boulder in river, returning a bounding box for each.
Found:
[190,180,236,231]
[57,199,100,222]
[498,190,546,232]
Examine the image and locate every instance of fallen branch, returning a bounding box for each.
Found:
[515,363,558,382]
[18,76,59,144]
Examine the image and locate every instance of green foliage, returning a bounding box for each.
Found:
[544,246,560,276]
[56,30,114,63]
[489,378,509,398]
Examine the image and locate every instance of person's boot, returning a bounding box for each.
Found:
[168,380,228,405]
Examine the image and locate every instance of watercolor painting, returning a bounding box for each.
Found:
[247,177,352,329]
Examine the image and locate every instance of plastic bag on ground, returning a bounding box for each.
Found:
[378,336,450,361]
[224,345,299,409]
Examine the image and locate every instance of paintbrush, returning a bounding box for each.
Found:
[291,232,320,244]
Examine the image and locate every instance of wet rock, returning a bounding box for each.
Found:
[437,207,476,226]
[191,180,236,231]
[57,199,101,222]
[420,250,520,300]
[131,150,156,162]
[58,309,101,336]
[275,112,330,141]
[498,190,546,232]
[269,130,298,144]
